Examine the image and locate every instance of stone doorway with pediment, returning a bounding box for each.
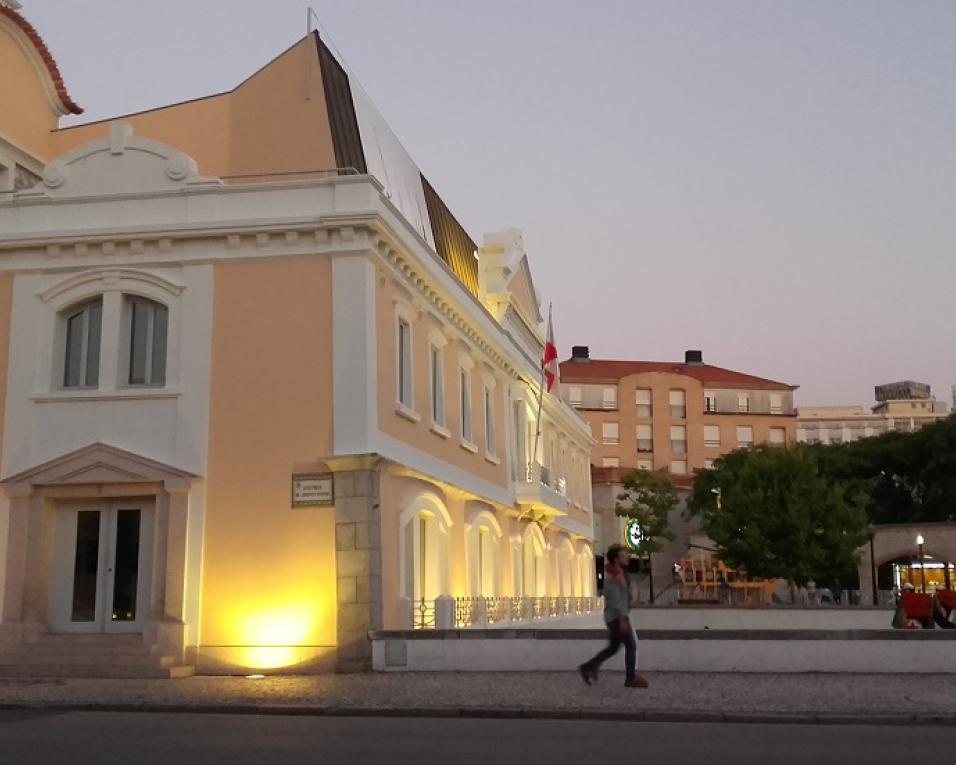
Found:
[0,442,200,661]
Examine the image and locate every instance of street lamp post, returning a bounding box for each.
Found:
[868,525,878,606]
[916,534,926,594]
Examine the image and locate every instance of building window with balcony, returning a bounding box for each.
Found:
[429,345,445,427]
[568,386,582,407]
[397,317,413,409]
[737,393,750,413]
[770,393,783,414]
[602,457,620,468]
[736,425,754,448]
[637,424,653,452]
[62,298,103,388]
[126,297,168,387]
[769,427,786,445]
[704,424,721,448]
[636,389,652,418]
[670,425,687,454]
[602,386,617,409]
[670,460,687,475]
[669,389,686,419]
[602,422,619,445]
[704,390,718,413]
[637,459,653,471]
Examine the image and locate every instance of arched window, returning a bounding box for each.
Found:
[126,296,169,386]
[62,298,103,388]
[466,510,503,597]
[578,543,595,597]
[521,523,547,598]
[400,494,451,602]
[557,538,576,597]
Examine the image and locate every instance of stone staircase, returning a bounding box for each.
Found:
[0,634,195,679]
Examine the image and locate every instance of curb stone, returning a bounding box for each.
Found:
[2,701,956,726]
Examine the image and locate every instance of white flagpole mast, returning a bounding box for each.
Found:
[531,303,552,481]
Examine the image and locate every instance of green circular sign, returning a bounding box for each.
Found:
[624,519,643,550]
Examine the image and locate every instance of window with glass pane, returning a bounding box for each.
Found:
[430,345,444,425]
[63,299,102,388]
[669,389,686,419]
[568,386,582,406]
[704,424,721,448]
[484,386,496,455]
[737,393,750,413]
[637,459,653,470]
[460,369,472,441]
[602,386,617,408]
[637,424,653,452]
[670,460,687,475]
[128,298,168,386]
[704,390,718,413]
[770,427,786,445]
[770,393,783,414]
[398,319,412,407]
[636,389,652,418]
[602,422,619,445]
[736,425,754,447]
[704,458,715,470]
[602,457,620,468]
[670,425,687,454]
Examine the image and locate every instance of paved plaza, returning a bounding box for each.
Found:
[1,671,955,724]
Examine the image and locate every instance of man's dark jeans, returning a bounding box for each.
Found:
[583,619,636,681]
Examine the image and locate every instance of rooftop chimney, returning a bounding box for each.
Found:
[685,350,703,366]
[571,345,590,362]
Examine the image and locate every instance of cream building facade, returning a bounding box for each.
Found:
[0,7,594,677]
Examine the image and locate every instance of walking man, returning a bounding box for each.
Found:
[579,544,648,688]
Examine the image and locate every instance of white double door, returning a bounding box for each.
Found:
[49,499,154,634]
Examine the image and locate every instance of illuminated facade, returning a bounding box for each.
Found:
[0,6,594,676]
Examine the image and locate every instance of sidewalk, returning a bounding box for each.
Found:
[2,671,955,725]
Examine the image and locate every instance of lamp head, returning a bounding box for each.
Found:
[916,534,925,546]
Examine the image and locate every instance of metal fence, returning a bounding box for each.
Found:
[412,596,601,629]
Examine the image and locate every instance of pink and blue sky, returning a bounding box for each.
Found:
[31,0,956,407]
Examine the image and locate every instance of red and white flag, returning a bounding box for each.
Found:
[542,305,559,393]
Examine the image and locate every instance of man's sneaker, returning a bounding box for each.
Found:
[578,665,594,685]
[625,675,649,688]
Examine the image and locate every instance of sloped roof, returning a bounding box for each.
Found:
[1,5,82,114]
[560,358,796,391]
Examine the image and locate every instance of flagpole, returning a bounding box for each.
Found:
[531,303,551,482]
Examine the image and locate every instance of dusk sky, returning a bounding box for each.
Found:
[29,0,956,408]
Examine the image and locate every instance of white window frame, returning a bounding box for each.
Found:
[59,298,103,389]
[483,374,498,460]
[636,458,653,471]
[635,388,653,418]
[737,393,750,413]
[670,424,687,454]
[704,390,717,413]
[670,460,688,475]
[458,354,476,450]
[669,389,686,419]
[396,315,414,410]
[602,422,619,445]
[704,424,721,448]
[770,393,783,415]
[769,427,786,445]
[637,424,653,453]
[602,457,620,468]
[736,425,754,448]
[427,331,449,434]
[123,295,169,387]
[602,386,618,409]
[568,386,583,407]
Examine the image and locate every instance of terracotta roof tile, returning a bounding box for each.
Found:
[1,6,82,115]
[560,358,796,391]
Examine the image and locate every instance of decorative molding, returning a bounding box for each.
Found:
[38,268,185,303]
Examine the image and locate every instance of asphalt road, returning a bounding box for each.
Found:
[1,710,955,764]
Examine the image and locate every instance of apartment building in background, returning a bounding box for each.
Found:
[559,346,798,583]
[798,381,950,445]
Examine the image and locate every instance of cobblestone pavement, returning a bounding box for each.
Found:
[1,672,955,721]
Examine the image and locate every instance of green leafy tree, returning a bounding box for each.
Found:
[616,469,677,602]
[689,445,869,588]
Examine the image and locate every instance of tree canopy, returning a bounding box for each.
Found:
[688,445,869,586]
